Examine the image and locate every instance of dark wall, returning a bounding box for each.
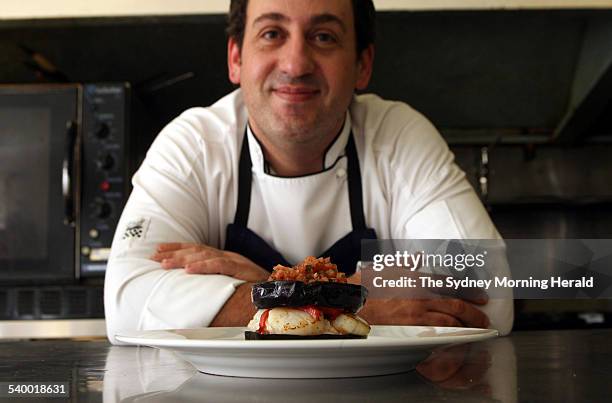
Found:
[1,10,611,131]
[0,15,233,133]
[374,11,584,129]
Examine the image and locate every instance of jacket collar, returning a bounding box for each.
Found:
[246,112,351,175]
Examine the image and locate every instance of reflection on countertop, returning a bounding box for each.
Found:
[111,338,513,403]
[1,330,612,402]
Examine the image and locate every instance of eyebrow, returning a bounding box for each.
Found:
[310,14,347,33]
[252,12,289,27]
[252,12,347,33]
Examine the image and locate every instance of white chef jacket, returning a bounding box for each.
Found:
[104,89,513,344]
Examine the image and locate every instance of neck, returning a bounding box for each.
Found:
[258,136,327,177]
[249,121,344,177]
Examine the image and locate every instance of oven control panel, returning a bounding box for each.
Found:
[80,83,130,277]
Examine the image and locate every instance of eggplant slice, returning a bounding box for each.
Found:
[251,281,368,312]
[244,331,366,340]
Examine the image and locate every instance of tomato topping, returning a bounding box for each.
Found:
[298,305,345,321]
[298,305,322,321]
[269,256,348,283]
[258,309,270,334]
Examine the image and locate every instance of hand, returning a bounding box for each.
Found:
[358,296,490,328]
[150,243,269,283]
[358,266,489,328]
[347,271,362,285]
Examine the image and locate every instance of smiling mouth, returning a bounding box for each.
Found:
[272,87,320,103]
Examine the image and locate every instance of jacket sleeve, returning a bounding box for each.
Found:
[104,116,244,345]
[388,107,514,335]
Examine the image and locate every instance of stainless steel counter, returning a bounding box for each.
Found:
[0,329,611,402]
[0,319,106,339]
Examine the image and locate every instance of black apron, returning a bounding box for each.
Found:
[224,129,377,275]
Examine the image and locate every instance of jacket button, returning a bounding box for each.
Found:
[336,168,347,178]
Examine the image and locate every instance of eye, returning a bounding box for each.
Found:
[311,31,339,47]
[262,29,282,41]
[314,33,334,42]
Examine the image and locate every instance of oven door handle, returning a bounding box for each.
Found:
[62,120,77,226]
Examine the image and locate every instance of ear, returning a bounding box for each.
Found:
[355,45,375,90]
[227,37,242,85]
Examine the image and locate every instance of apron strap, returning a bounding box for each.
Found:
[233,129,252,226]
[345,134,367,231]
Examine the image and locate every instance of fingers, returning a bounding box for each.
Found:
[422,311,463,328]
[151,244,198,262]
[149,243,269,282]
[155,242,196,253]
[359,299,462,328]
[155,247,199,263]
[347,272,362,285]
[455,286,489,306]
[185,257,238,276]
[151,244,221,262]
[157,250,223,269]
[185,258,268,282]
[430,283,489,306]
[427,298,490,329]
[425,274,489,305]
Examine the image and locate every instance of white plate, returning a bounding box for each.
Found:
[116,325,498,378]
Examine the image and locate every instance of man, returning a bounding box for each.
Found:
[104,0,513,344]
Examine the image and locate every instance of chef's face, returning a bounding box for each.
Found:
[228,0,373,147]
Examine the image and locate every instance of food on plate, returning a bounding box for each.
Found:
[245,257,370,339]
[268,256,347,283]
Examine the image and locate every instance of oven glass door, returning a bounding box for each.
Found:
[0,86,78,284]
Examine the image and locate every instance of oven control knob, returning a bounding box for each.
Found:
[95,122,110,139]
[94,201,112,219]
[96,154,115,171]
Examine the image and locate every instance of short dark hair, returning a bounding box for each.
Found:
[226,0,376,56]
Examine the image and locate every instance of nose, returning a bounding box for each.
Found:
[278,35,315,78]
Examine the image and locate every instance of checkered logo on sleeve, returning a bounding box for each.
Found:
[122,219,145,240]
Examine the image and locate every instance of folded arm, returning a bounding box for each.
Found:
[385,110,514,335]
[104,122,248,344]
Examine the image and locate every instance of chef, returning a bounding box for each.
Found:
[104,0,513,344]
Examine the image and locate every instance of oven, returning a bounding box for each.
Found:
[0,83,137,319]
